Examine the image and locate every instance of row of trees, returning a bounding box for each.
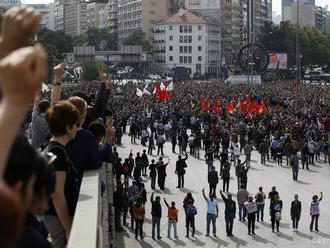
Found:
[259,21,330,68]
[37,28,151,81]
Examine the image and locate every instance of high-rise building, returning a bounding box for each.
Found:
[1,0,20,8]
[86,1,109,29]
[282,0,294,20]
[26,3,55,30]
[283,3,328,32]
[54,0,65,31]
[326,11,330,35]
[153,8,221,78]
[64,0,88,36]
[117,0,169,42]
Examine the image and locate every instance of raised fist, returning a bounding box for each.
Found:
[0,6,41,59]
[54,63,65,82]
[0,44,47,106]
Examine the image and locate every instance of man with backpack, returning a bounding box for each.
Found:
[184,200,197,238]
[255,186,266,222]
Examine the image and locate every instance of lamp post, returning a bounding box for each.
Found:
[296,0,300,82]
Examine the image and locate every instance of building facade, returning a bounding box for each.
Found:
[64,0,88,36]
[117,0,169,42]
[153,9,221,78]
[283,3,328,32]
[26,3,55,30]
[54,0,65,31]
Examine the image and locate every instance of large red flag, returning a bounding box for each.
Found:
[200,96,206,111]
[259,99,268,113]
[237,97,243,113]
[252,100,259,113]
[205,96,211,112]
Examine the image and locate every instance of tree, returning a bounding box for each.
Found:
[259,21,330,67]
[122,31,151,51]
[81,61,105,81]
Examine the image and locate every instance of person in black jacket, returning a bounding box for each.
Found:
[133,153,143,181]
[157,157,170,190]
[208,166,219,196]
[290,194,301,232]
[149,159,157,190]
[220,190,236,237]
[150,193,162,239]
[222,162,231,192]
[113,184,124,231]
[141,150,149,176]
[148,136,155,155]
[171,133,177,153]
[175,153,188,188]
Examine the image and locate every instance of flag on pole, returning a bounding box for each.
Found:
[167,82,174,91]
[136,88,143,97]
[212,99,221,114]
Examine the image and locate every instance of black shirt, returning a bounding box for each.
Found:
[16,213,52,248]
[45,141,79,217]
[151,200,162,218]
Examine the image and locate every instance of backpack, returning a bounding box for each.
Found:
[186,205,197,216]
[42,142,80,214]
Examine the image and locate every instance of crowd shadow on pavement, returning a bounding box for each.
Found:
[229,235,248,247]
[252,234,277,245]
[275,231,293,241]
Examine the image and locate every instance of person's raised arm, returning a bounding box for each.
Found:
[150,192,154,203]
[319,192,323,202]
[202,188,208,202]
[51,63,64,104]
[0,45,47,178]
[220,190,227,201]
[184,152,188,160]
[164,198,169,208]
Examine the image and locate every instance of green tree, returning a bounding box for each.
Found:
[122,31,151,51]
[81,61,105,81]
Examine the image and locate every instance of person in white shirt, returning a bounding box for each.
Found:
[310,192,323,232]
[202,188,218,237]
[244,196,257,235]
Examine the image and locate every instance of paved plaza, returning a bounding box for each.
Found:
[114,134,330,248]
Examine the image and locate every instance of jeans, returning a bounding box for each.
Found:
[271,213,280,231]
[292,166,299,181]
[152,217,161,238]
[157,145,164,155]
[225,215,234,235]
[223,178,229,192]
[238,204,246,221]
[178,174,184,188]
[257,204,264,221]
[310,214,319,231]
[247,213,256,234]
[292,217,299,230]
[186,215,195,237]
[135,219,144,238]
[168,219,177,237]
[151,175,156,189]
[206,213,216,235]
[43,215,66,248]
[209,183,217,196]
[261,153,266,164]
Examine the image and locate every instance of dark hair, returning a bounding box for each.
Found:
[88,122,106,139]
[33,156,56,197]
[259,186,263,191]
[38,100,50,114]
[4,134,40,191]
[73,92,92,106]
[45,101,79,136]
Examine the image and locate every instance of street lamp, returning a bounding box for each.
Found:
[296,0,300,82]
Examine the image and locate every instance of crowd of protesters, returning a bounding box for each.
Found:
[0,5,329,248]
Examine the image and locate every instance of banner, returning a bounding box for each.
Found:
[268,53,288,70]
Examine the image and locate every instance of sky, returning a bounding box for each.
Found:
[21,0,329,15]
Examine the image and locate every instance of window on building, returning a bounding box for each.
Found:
[184,46,187,53]
[198,25,202,30]
[184,26,188,33]
[179,56,183,63]
[184,36,187,43]
[180,36,183,43]
[169,56,173,61]
[184,56,187,63]
[169,25,173,30]
[198,46,202,51]
[180,26,183,32]
[188,56,192,63]
[169,46,173,51]
[198,36,202,41]
[188,46,192,53]
[188,25,192,33]
[188,36,192,43]
[169,35,173,41]
[198,56,202,61]
[180,46,183,53]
